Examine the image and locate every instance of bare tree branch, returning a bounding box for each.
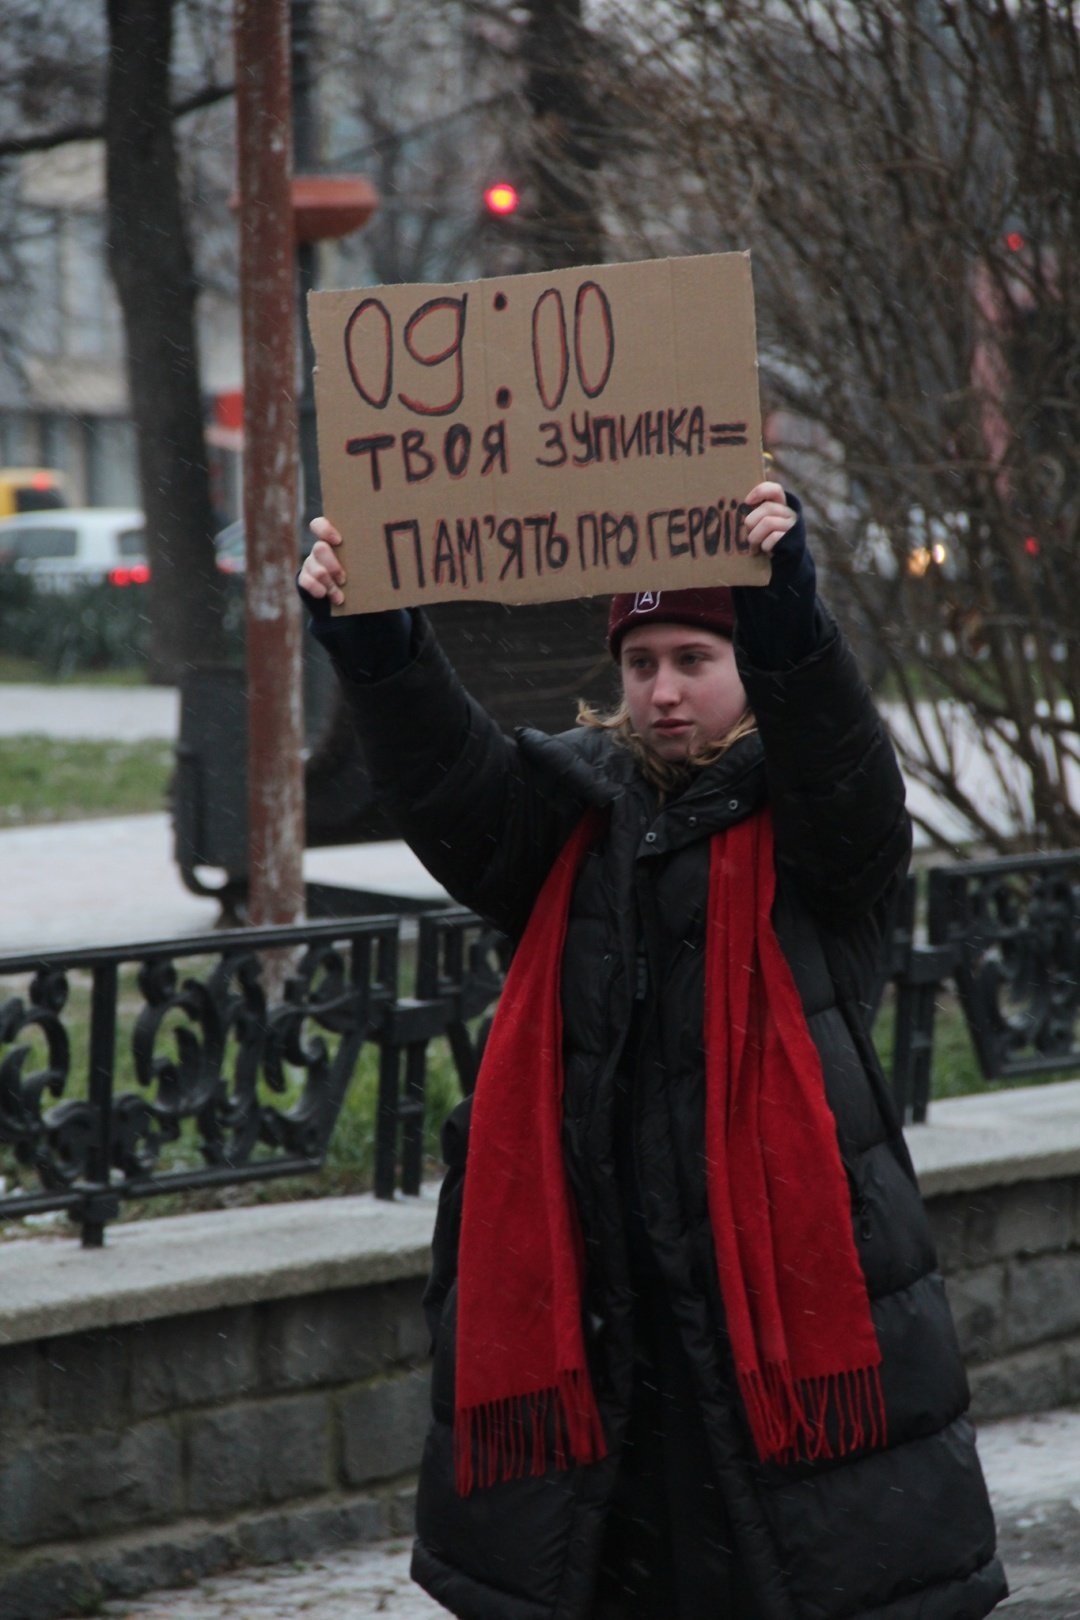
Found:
[0,80,235,161]
[595,0,1080,851]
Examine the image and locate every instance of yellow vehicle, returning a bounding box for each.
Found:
[0,467,67,517]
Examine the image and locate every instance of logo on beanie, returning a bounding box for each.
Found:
[631,592,661,615]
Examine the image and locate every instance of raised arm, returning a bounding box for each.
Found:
[298,522,591,939]
[735,484,911,926]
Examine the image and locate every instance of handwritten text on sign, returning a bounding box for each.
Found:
[308,253,767,612]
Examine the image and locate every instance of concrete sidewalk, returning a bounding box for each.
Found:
[96,1538,441,1619]
[0,813,447,953]
[81,1408,1080,1618]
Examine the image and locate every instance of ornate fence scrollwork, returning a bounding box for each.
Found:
[0,912,506,1246]
[0,968,80,1190]
[372,910,506,1199]
[416,909,509,1096]
[928,852,1080,1081]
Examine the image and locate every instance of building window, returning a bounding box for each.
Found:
[15,210,62,358]
[84,417,139,507]
[64,213,115,359]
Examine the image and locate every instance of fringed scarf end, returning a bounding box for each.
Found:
[740,1359,887,1465]
[454,1372,607,1497]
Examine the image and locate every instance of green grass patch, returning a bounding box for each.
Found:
[872,985,1076,1101]
[0,735,173,826]
[0,654,147,685]
[872,986,978,1099]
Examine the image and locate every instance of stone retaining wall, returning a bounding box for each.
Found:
[1,1192,440,1620]
[931,1177,1080,1420]
[0,1251,432,1620]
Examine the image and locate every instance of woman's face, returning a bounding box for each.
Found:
[620,623,748,763]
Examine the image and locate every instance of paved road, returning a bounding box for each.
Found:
[0,684,178,741]
[81,1408,1080,1618]
[0,813,446,953]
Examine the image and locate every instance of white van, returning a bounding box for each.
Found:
[0,508,148,591]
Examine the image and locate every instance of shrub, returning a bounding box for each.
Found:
[0,573,243,677]
[0,575,150,676]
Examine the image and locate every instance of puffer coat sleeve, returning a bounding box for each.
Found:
[330,613,601,940]
[735,607,911,930]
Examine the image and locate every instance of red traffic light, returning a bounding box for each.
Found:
[484,182,519,216]
[1005,231,1026,253]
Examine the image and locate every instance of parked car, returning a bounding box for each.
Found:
[0,507,148,591]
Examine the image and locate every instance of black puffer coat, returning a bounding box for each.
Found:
[337,609,1006,1620]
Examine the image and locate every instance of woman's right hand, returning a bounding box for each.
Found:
[299,517,347,608]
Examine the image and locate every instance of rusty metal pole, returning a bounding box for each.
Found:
[234,0,305,929]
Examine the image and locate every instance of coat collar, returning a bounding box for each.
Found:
[516,724,767,848]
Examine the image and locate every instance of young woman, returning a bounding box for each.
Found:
[298,483,1005,1620]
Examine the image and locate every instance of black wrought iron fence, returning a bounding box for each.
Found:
[886,851,1080,1120]
[0,910,505,1247]
[2,850,1077,1246]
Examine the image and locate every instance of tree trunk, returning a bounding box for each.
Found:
[520,0,605,272]
[104,0,226,684]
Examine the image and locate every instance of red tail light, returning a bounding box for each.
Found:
[109,564,150,586]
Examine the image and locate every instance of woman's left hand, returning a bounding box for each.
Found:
[743,482,798,556]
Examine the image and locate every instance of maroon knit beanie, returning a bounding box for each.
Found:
[607,587,736,659]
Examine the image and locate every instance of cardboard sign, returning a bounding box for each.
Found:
[308,252,768,613]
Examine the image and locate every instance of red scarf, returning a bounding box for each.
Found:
[454,807,885,1494]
